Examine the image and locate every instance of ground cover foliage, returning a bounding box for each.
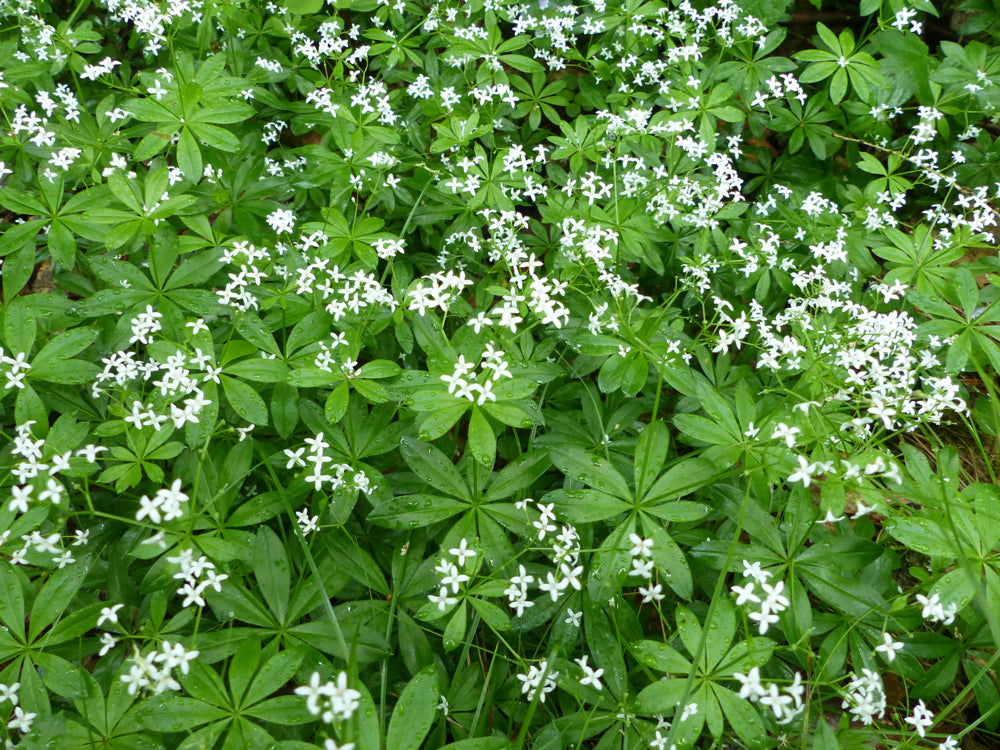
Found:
[1,0,1000,746]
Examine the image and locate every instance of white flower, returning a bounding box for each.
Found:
[517,661,558,702]
[0,683,19,706]
[9,485,31,513]
[787,455,816,487]
[731,582,760,606]
[429,587,457,612]
[904,699,934,738]
[629,557,654,579]
[734,668,767,701]
[7,705,36,733]
[97,603,124,627]
[639,583,665,603]
[771,422,801,448]
[575,655,604,690]
[448,538,476,566]
[628,533,653,558]
[266,208,296,234]
[875,632,904,662]
[679,702,699,721]
[296,508,319,535]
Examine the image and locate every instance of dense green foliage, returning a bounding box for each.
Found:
[1,0,1000,747]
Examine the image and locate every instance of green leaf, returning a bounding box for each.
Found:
[36,652,88,698]
[322,530,389,595]
[369,493,469,530]
[326,381,350,423]
[243,646,306,707]
[545,489,630,523]
[221,375,269,425]
[644,516,693,599]
[468,406,496,466]
[715,684,766,748]
[635,678,688,716]
[357,359,401,379]
[271,382,299,438]
[587,516,635,602]
[32,328,99,371]
[206,582,277,628]
[0,219,44,257]
[243,694,317,725]
[189,122,243,152]
[632,640,692,673]
[675,605,703,662]
[439,738,511,750]
[634,420,669,498]
[674,413,737,445]
[469,597,510,632]
[228,491,285,527]
[483,449,550,502]
[224,358,289,382]
[3,297,36,355]
[254,526,291,624]
[642,458,716,505]
[883,517,954,558]
[2,243,35,298]
[417,404,468,440]
[550,446,632,500]
[386,665,440,750]
[177,127,203,181]
[235,313,281,356]
[181,660,230,707]
[352,682,382,750]
[0,563,25,640]
[48,220,76,268]
[285,0,324,12]
[30,559,90,641]
[583,593,626,699]
[800,568,886,620]
[137,696,228,732]
[443,600,468,650]
[703,598,736,669]
[401,436,471,501]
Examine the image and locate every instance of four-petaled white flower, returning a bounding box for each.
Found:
[904,699,934,738]
[875,632,904,662]
[97,604,125,628]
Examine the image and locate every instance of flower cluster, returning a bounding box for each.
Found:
[0,0,995,746]
[517,660,558,703]
[284,432,356,493]
[428,539,477,612]
[294,260,398,323]
[295,672,362,723]
[120,641,200,695]
[92,345,213,430]
[406,269,475,316]
[915,592,958,625]
[840,669,887,726]
[439,346,513,405]
[0,346,31,390]
[730,561,789,635]
[129,305,163,345]
[733,668,805,725]
[135,478,189,525]
[167,548,228,609]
